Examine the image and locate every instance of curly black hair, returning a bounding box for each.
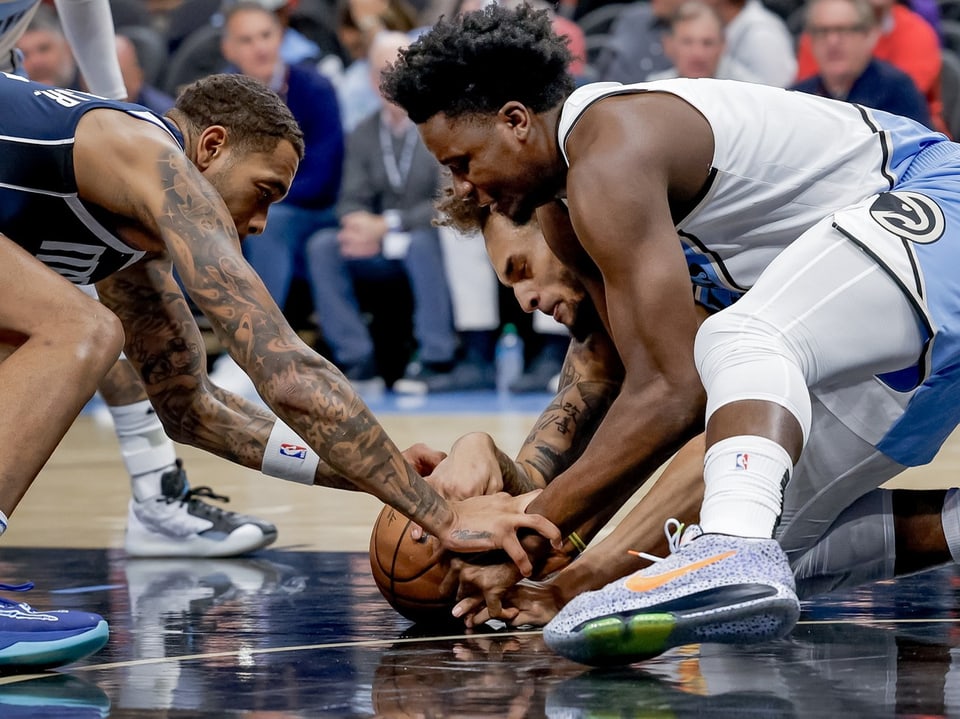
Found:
[380,4,575,124]
[170,74,305,160]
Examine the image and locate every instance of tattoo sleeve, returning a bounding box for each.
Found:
[515,333,622,488]
[98,148,452,530]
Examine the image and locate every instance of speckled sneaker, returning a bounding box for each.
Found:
[543,529,800,666]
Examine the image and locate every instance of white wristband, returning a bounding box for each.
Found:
[262,420,320,485]
[0,509,8,536]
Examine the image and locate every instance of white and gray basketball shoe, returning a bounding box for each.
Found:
[544,525,800,666]
[125,460,278,558]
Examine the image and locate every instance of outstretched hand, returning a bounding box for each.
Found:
[439,490,560,576]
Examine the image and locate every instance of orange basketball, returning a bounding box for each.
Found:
[369,504,458,624]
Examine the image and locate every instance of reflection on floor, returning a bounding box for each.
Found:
[1,547,960,717]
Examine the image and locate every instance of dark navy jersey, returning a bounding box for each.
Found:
[0,71,184,284]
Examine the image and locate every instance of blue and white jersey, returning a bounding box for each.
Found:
[558,79,960,467]
[558,79,948,309]
[0,72,183,284]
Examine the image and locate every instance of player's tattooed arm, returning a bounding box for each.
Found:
[515,331,622,489]
[98,145,453,530]
[96,260,361,491]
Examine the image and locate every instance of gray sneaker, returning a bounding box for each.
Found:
[544,527,800,666]
[125,460,278,558]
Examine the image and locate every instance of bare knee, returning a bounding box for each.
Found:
[41,297,125,377]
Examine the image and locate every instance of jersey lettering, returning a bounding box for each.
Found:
[34,88,98,108]
[36,240,106,284]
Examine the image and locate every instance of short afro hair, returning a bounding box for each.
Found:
[380,3,575,124]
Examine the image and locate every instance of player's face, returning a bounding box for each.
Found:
[484,213,592,338]
[420,112,558,226]
[200,139,299,240]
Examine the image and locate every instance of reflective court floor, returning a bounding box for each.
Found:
[5,552,960,718]
[3,393,960,718]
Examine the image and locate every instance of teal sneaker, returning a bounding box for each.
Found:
[0,583,108,671]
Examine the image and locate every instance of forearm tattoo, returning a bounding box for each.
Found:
[519,355,620,486]
[103,149,450,526]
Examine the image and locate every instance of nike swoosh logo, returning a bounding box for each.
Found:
[625,550,737,593]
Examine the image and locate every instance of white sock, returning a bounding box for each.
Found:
[701,435,792,538]
[108,400,178,502]
[942,488,960,564]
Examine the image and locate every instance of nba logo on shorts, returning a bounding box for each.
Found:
[735,453,749,470]
[280,443,308,460]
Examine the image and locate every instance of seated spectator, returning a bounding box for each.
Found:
[647,0,761,81]
[18,7,80,88]
[594,0,685,83]
[115,34,175,114]
[220,0,325,65]
[703,0,796,86]
[307,31,459,392]
[218,3,343,375]
[325,0,418,133]
[796,0,946,133]
[792,0,931,127]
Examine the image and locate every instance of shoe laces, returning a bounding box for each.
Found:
[631,518,686,563]
[0,582,35,609]
[159,459,232,517]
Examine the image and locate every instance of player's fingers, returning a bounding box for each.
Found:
[453,595,483,619]
[438,562,460,597]
[516,511,562,548]
[409,523,424,540]
[501,533,533,577]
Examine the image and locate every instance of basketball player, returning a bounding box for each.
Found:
[6,0,279,559]
[382,3,960,664]
[0,71,556,671]
[432,193,959,630]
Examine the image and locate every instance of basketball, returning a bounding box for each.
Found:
[369,504,458,624]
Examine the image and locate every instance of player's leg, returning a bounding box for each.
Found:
[0,236,118,670]
[792,487,958,598]
[101,358,279,558]
[546,217,926,665]
[78,284,278,558]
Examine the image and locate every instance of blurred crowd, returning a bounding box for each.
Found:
[24,0,958,395]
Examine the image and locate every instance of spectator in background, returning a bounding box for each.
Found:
[220,0,325,65]
[648,0,761,81]
[326,0,418,133]
[593,0,684,83]
[18,6,80,88]
[796,0,946,134]
[307,31,460,393]
[213,2,344,391]
[792,0,931,127]
[115,34,175,115]
[702,0,796,86]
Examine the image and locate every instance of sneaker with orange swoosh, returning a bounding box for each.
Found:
[543,528,800,666]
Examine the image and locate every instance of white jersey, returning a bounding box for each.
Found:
[0,0,40,72]
[557,79,945,302]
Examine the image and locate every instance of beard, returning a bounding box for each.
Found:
[568,294,603,343]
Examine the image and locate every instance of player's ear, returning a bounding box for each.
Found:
[499,101,530,139]
[195,125,229,170]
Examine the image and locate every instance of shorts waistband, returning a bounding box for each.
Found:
[901,140,960,183]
